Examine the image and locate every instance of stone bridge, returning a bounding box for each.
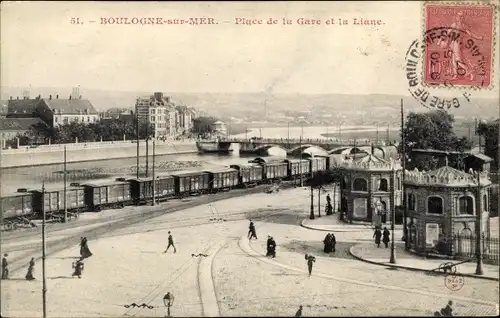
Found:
[231,137,377,155]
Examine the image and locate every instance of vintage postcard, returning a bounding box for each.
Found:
[1,1,499,317]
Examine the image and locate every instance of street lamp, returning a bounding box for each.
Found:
[475,170,484,275]
[41,182,47,318]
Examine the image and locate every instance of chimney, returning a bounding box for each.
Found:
[56,94,59,99]
[166,96,171,103]
[371,143,374,155]
[154,92,163,102]
[16,96,19,100]
[49,95,52,100]
[9,96,12,100]
[69,95,72,100]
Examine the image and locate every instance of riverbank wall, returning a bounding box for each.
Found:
[0,140,198,168]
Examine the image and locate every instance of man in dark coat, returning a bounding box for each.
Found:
[266,235,276,258]
[382,227,390,248]
[330,233,337,253]
[323,233,331,253]
[164,231,177,253]
[295,305,303,317]
[2,254,9,280]
[305,254,316,277]
[248,220,257,240]
[373,228,382,248]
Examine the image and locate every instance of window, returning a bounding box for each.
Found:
[458,196,474,215]
[397,177,401,190]
[151,116,156,122]
[408,193,416,211]
[55,117,58,123]
[151,109,156,114]
[378,178,388,191]
[87,116,90,122]
[483,194,488,211]
[353,178,368,191]
[63,117,68,124]
[427,196,444,215]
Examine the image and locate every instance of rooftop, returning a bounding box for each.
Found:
[41,98,98,115]
[7,98,41,114]
[405,165,491,187]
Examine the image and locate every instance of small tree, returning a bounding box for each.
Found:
[476,119,499,171]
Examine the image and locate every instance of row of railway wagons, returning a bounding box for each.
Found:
[1,155,337,223]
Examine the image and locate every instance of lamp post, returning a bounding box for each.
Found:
[42,182,47,318]
[389,167,397,264]
[299,124,304,187]
[475,170,484,275]
[317,185,321,218]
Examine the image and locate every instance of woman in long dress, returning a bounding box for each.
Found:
[25,258,35,281]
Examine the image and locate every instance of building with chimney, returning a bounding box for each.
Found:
[135,92,178,138]
[6,90,99,128]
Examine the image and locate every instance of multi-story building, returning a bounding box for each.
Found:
[135,92,178,138]
[175,105,193,135]
[6,94,99,128]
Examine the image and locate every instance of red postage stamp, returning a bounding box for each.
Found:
[423,2,495,88]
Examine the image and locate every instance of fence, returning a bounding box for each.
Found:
[452,233,499,264]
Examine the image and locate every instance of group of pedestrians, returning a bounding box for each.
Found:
[373,227,391,248]
[323,233,337,253]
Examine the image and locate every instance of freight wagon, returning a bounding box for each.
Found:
[230,163,264,187]
[205,167,239,192]
[171,170,211,197]
[82,178,132,211]
[249,157,288,182]
[309,156,328,173]
[31,184,85,221]
[128,173,175,205]
[0,191,36,230]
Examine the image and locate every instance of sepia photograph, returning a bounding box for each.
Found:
[1,1,499,317]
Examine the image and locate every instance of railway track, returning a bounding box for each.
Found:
[4,184,289,274]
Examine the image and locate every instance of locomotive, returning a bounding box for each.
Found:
[1,155,339,229]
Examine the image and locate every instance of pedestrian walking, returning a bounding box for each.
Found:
[248,220,257,240]
[72,258,84,279]
[80,237,93,259]
[25,257,35,281]
[373,228,382,248]
[305,254,316,277]
[2,254,9,280]
[382,227,390,248]
[295,305,303,317]
[330,233,337,253]
[164,231,177,253]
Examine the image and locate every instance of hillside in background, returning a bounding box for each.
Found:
[1,87,497,123]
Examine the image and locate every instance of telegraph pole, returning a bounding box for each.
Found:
[300,125,303,187]
[63,145,67,223]
[42,182,47,318]
[145,122,149,178]
[401,99,408,251]
[390,166,397,264]
[475,169,484,275]
[136,110,140,179]
[317,185,321,218]
[152,138,156,206]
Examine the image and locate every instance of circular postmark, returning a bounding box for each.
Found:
[444,274,465,291]
[404,26,488,110]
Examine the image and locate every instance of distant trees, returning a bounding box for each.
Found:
[399,110,473,170]
[476,119,499,170]
[16,118,155,146]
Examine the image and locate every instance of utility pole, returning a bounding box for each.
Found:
[389,166,397,264]
[317,185,321,218]
[401,99,408,251]
[42,182,47,318]
[152,138,156,206]
[300,125,303,187]
[475,169,484,275]
[145,122,149,178]
[63,145,67,223]
[136,110,140,179]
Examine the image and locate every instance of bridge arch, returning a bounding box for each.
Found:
[288,145,328,157]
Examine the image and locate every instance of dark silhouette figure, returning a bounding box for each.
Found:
[25,257,35,281]
[248,220,257,240]
[382,227,390,248]
[330,233,337,253]
[72,258,84,278]
[80,237,93,259]
[2,254,9,280]
[434,300,454,316]
[323,233,332,253]
[266,236,276,258]
[295,305,303,317]
[164,231,177,253]
[305,254,316,277]
[373,228,382,248]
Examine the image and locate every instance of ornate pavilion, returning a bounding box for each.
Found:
[404,165,492,256]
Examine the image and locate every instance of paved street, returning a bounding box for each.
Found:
[1,188,498,317]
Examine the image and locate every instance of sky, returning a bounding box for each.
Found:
[1,1,499,98]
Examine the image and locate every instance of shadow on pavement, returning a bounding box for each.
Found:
[281,240,356,260]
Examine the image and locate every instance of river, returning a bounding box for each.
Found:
[1,125,398,194]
